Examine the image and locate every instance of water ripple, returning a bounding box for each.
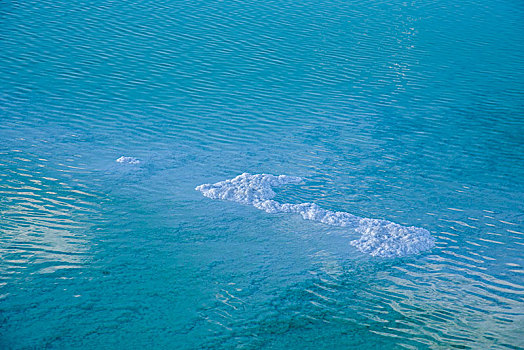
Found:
[1,0,523,348]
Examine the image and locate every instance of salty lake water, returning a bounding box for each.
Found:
[1,0,523,348]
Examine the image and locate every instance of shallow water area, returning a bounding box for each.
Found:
[1,0,524,349]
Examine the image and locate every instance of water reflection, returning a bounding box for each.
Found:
[0,149,100,277]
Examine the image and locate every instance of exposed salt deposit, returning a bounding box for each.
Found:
[116,156,140,164]
[196,173,435,258]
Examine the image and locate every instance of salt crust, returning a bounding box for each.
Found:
[196,173,435,258]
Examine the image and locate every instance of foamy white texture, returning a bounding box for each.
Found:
[116,156,140,164]
[196,173,435,258]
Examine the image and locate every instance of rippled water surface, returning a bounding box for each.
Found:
[1,0,524,348]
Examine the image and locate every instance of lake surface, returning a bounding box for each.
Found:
[1,0,523,348]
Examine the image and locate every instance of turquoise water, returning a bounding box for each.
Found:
[1,0,524,348]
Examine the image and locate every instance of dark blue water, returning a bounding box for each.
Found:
[1,0,523,348]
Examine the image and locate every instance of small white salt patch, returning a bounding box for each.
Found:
[116,156,140,164]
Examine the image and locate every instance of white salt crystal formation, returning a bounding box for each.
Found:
[196,173,435,258]
[116,156,140,165]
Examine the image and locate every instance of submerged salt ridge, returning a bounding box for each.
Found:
[196,173,435,258]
